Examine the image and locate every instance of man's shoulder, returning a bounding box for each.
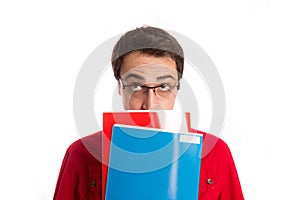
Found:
[66,131,102,167]
[69,131,101,151]
[195,130,244,199]
[192,129,230,158]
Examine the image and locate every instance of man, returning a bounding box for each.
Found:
[54,26,244,199]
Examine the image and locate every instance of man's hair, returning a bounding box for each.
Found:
[111,26,184,81]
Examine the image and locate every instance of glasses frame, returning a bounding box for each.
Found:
[119,78,179,96]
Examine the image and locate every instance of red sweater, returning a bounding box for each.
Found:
[54,130,244,200]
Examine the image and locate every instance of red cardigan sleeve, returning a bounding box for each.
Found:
[220,142,244,199]
[53,132,102,200]
[53,146,79,200]
[197,130,244,200]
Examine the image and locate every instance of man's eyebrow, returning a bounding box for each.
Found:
[124,73,145,81]
[157,75,176,81]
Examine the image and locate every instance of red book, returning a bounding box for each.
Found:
[185,112,191,132]
[102,112,161,200]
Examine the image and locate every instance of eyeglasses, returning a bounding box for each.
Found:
[119,79,179,98]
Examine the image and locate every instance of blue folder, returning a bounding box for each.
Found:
[105,124,203,200]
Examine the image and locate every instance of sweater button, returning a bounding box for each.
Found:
[91,181,96,188]
[206,178,213,185]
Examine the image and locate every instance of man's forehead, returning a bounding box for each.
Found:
[122,64,178,80]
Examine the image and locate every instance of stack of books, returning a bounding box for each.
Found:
[102,111,203,200]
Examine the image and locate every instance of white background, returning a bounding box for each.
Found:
[1,0,300,199]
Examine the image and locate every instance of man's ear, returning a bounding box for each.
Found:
[118,81,121,95]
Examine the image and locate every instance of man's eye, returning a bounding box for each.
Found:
[159,84,171,91]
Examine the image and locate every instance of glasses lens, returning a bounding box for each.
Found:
[157,84,177,97]
[129,87,145,98]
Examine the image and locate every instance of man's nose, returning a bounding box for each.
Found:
[142,88,161,110]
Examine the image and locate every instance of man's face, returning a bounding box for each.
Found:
[119,51,178,110]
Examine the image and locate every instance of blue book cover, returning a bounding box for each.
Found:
[105,124,203,200]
